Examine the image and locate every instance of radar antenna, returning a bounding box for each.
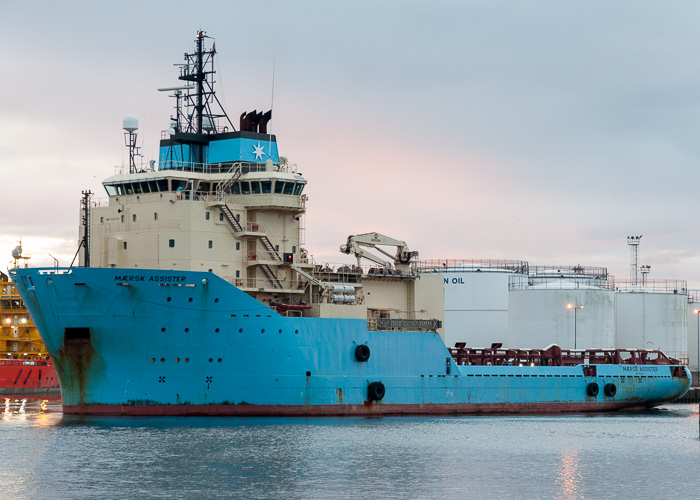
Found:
[123,115,140,174]
[161,31,235,136]
[10,239,30,269]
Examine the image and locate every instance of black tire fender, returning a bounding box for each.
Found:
[367,381,385,401]
[355,344,370,362]
[586,382,599,397]
[604,383,617,398]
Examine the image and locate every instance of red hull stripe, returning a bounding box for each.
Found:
[0,363,60,393]
[63,401,664,417]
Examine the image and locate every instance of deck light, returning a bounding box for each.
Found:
[567,303,584,349]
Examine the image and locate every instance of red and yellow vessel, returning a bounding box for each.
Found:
[0,246,59,395]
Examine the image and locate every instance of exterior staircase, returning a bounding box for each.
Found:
[220,204,243,232]
[260,235,282,261]
[260,264,283,289]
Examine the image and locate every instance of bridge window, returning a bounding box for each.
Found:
[231,183,240,195]
[240,182,251,194]
[172,180,187,192]
[293,183,305,195]
[261,180,271,193]
[283,182,294,195]
[105,185,117,196]
[274,180,284,194]
[251,181,261,194]
[157,179,169,192]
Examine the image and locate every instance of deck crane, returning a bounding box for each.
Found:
[340,233,419,273]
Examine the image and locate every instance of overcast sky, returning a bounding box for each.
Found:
[2,1,700,288]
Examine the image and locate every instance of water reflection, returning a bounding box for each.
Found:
[0,407,699,499]
[554,450,582,499]
[1,396,62,423]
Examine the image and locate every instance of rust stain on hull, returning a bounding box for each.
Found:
[56,330,94,406]
[62,400,664,417]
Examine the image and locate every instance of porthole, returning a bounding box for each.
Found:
[151,358,156,363]
[185,328,189,332]
[160,358,165,362]
[188,297,193,303]
[295,329,299,334]
[239,328,243,333]
[175,357,180,363]
[217,358,222,363]
[261,329,265,333]
[209,358,213,363]
[215,328,220,333]
[184,358,189,363]
[214,298,219,303]
[167,297,172,302]
[161,327,166,332]
[278,329,282,334]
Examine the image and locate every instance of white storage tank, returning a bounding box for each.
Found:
[421,260,527,348]
[687,291,700,384]
[508,278,616,350]
[615,281,688,361]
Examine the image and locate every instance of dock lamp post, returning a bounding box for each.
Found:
[695,308,700,439]
[694,309,700,387]
[567,303,584,350]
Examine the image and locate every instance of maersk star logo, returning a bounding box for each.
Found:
[252,142,266,160]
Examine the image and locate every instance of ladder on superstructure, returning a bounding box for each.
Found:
[260,265,283,289]
[260,235,282,262]
[220,204,244,232]
[215,163,244,232]
[216,163,243,202]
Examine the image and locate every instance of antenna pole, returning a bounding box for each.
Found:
[268,58,276,161]
[270,57,276,111]
[196,31,204,135]
[81,190,92,267]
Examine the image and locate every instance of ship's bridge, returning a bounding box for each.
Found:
[158,130,279,169]
[102,161,306,212]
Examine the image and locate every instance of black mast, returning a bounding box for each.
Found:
[195,31,204,135]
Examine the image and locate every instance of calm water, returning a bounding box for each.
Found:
[1,398,699,499]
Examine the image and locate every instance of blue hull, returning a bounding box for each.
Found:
[11,267,691,416]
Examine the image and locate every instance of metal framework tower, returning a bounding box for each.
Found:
[640,264,651,286]
[627,235,642,285]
